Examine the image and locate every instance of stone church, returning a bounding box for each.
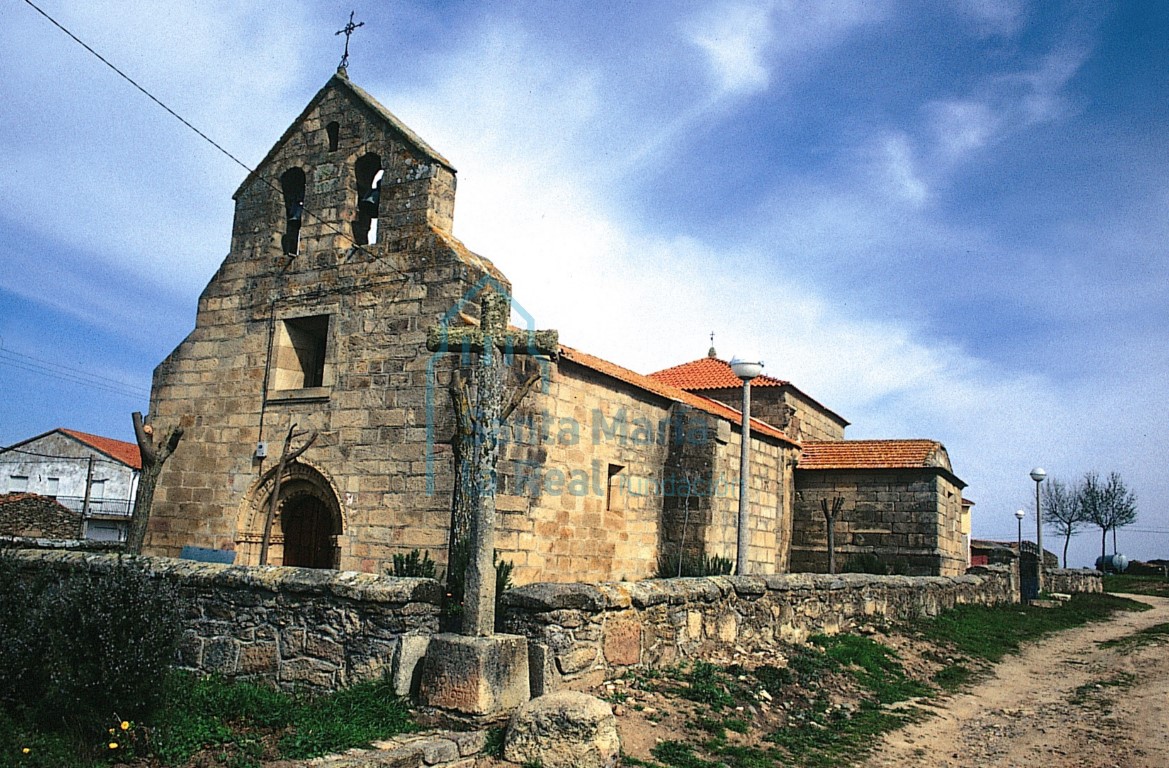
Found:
[145,70,969,582]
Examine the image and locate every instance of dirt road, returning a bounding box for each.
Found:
[864,595,1169,768]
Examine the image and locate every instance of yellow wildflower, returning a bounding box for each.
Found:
[21,747,30,754]
[120,721,130,731]
[108,742,118,750]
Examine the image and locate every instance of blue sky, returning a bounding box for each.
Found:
[1,1,1165,567]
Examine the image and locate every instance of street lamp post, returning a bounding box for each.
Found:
[1015,509,1025,557]
[1030,467,1047,592]
[730,356,763,576]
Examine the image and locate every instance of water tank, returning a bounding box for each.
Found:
[1095,554,1129,573]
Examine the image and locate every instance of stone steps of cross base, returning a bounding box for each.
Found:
[267,729,488,768]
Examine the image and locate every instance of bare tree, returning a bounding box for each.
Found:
[1078,471,1138,560]
[126,411,184,554]
[1102,471,1137,556]
[1041,478,1084,568]
[259,423,317,566]
[821,496,844,574]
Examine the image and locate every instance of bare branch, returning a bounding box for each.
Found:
[502,371,541,422]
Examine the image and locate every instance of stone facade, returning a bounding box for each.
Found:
[698,385,846,443]
[792,470,967,576]
[147,72,507,572]
[146,71,967,583]
[145,71,801,581]
[790,441,968,577]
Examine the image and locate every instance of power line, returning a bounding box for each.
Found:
[20,0,410,280]
[0,357,148,400]
[0,346,150,395]
[0,447,128,465]
[21,0,252,175]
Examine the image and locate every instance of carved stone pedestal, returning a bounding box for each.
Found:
[418,633,530,719]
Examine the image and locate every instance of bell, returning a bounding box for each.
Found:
[287,201,303,223]
[358,187,380,217]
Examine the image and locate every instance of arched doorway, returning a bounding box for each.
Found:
[281,492,337,568]
[236,460,343,568]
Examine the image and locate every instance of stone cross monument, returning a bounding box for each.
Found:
[419,290,557,717]
[426,290,558,635]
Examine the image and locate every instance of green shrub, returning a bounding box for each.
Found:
[0,555,180,740]
[442,544,514,632]
[657,553,734,578]
[392,549,436,578]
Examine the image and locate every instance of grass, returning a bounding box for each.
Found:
[625,592,1148,768]
[1103,573,1169,598]
[1068,671,1138,706]
[2,672,416,768]
[766,702,922,768]
[913,592,1149,663]
[1098,621,1169,652]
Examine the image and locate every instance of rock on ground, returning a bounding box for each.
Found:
[503,691,619,768]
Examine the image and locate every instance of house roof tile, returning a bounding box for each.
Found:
[59,429,142,470]
[557,345,799,447]
[648,357,849,426]
[649,357,789,390]
[797,439,948,471]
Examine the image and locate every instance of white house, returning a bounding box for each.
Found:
[0,428,141,541]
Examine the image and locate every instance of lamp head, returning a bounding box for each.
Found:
[1030,467,1047,483]
[1015,509,1026,520]
[730,356,764,381]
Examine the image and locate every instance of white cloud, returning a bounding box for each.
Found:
[686,3,775,95]
[877,132,930,205]
[929,99,1001,159]
[949,0,1028,37]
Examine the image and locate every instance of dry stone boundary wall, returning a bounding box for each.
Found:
[8,552,1099,694]
[500,565,1020,689]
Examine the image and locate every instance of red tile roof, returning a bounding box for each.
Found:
[648,357,849,426]
[59,429,142,470]
[557,345,799,447]
[797,439,949,471]
[649,357,789,390]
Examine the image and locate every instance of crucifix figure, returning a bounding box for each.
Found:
[427,291,558,636]
[335,11,364,71]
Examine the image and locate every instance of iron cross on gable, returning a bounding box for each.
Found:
[426,291,558,636]
[335,11,364,71]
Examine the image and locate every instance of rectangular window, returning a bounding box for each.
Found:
[273,314,330,390]
[606,464,625,512]
[46,477,60,498]
[88,479,106,512]
[8,475,28,493]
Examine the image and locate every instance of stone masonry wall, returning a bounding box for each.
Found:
[146,74,506,574]
[9,550,440,692]
[698,386,845,443]
[500,565,1024,685]
[791,469,967,576]
[492,361,675,584]
[1047,568,1104,594]
[708,428,795,574]
[10,551,1101,695]
[0,493,84,539]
